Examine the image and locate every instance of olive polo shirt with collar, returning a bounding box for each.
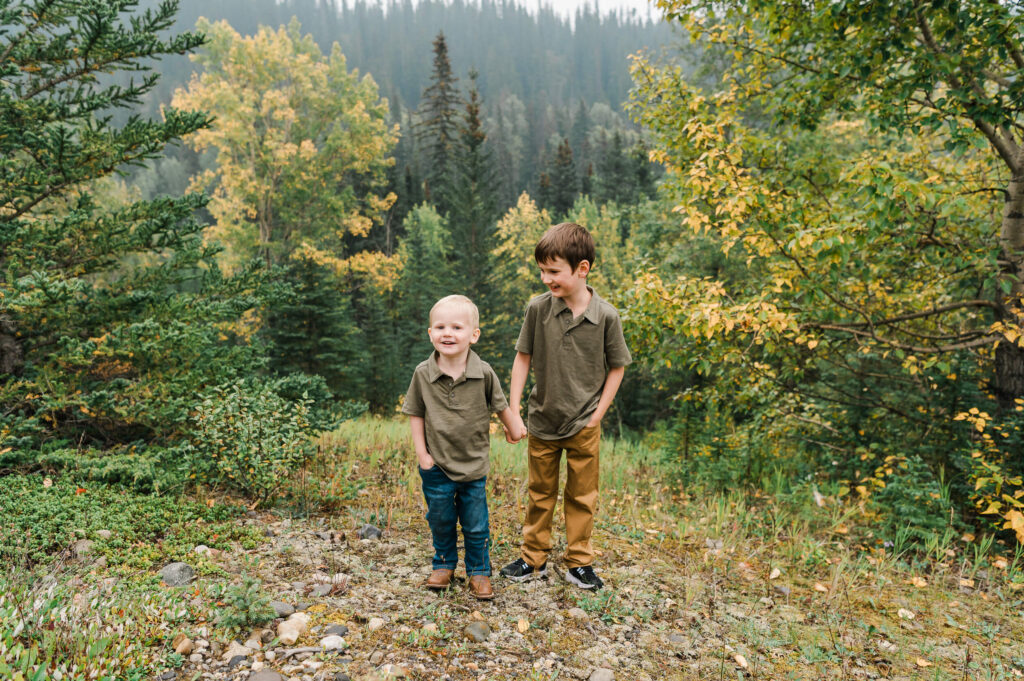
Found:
[402,349,509,482]
[515,286,632,440]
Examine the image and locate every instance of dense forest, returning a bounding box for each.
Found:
[128,0,676,221]
[3,0,1024,567]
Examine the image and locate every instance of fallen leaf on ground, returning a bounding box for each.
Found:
[910,576,927,588]
[897,608,915,620]
[959,577,975,588]
[915,658,932,668]
[833,524,849,534]
[517,619,529,633]
[471,611,484,621]
[993,557,1008,570]
[769,567,781,580]
[734,654,748,669]
[814,582,829,593]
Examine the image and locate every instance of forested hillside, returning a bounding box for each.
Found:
[129,0,675,214]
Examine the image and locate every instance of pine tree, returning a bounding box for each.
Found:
[416,31,462,217]
[595,130,630,205]
[450,71,498,299]
[263,259,367,398]
[544,138,579,220]
[569,98,591,186]
[0,0,267,469]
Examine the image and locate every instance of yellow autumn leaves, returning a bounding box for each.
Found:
[171,17,397,272]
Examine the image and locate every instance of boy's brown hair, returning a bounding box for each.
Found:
[534,222,596,272]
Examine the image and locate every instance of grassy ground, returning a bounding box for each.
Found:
[3,416,1024,680]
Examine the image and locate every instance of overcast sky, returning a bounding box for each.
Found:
[537,0,664,22]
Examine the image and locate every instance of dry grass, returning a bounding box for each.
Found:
[305,416,1024,680]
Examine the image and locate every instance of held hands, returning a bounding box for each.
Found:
[503,414,528,444]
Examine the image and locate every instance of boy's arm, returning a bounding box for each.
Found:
[505,351,531,440]
[585,365,626,428]
[409,415,434,469]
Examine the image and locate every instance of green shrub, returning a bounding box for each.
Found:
[187,381,316,506]
[871,455,964,547]
[0,474,252,567]
[213,573,275,632]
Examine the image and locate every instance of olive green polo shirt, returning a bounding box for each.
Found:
[515,287,632,440]
[402,350,509,482]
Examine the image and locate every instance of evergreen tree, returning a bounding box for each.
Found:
[543,138,579,220]
[569,98,592,185]
[450,71,498,299]
[417,31,461,217]
[0,0,267,471]
[595,130,630,205]
[263,259,367,398]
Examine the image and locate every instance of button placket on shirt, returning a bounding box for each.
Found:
[561,311,574,348]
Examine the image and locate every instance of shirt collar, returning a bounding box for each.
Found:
[550,285,601,324]
[427,349,484,383]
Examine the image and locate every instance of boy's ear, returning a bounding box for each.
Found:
[470,328,481,344]
[575,260,591,277]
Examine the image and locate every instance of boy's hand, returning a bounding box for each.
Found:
[417,452,435,470]
[506,414,528,443]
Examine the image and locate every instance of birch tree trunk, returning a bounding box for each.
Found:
[995,167,1024,407]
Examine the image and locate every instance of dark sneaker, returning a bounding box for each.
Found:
[499,558,547,582]
[566,565,604,590]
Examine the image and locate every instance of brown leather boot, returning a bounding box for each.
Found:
[425,569,454,590]
[468,575,494,600]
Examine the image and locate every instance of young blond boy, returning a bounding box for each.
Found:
[402,295,521,599]
[500,223,631,590]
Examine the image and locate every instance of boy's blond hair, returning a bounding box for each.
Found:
[429,294,480,328]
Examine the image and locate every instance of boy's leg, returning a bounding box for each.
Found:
[455,477,491,576]
[563,424,601,568]
[521,434,564,567]
[419,466,458,575]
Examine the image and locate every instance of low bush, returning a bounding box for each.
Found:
[186,380,316,506]
[0,475,250,567]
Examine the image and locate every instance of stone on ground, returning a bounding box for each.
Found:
[159,562,195,586]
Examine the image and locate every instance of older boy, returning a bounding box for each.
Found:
[500,223,631,590]
[403,295,522,600]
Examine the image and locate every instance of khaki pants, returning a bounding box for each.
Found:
[521,424,600,568]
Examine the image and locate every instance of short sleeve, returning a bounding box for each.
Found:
[485,365,510,413]
[515,299,538,354]
[401,371,426,417]
[604,310,632,368]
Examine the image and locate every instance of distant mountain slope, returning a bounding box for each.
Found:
[140,0,677,114]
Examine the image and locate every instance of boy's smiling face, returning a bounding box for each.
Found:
[428,302,480,360]
[538,256,589,299]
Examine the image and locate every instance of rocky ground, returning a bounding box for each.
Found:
[50,421,1021,681]
[148,496,1024,681]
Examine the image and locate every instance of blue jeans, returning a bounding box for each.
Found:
[418,465,491,576]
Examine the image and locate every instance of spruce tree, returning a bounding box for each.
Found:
[544,138,579,220]
[416,31,461,217]
[0,0,267,471]
[595,130,630,205]
[263,259,367,398]
[450,72,498,299]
